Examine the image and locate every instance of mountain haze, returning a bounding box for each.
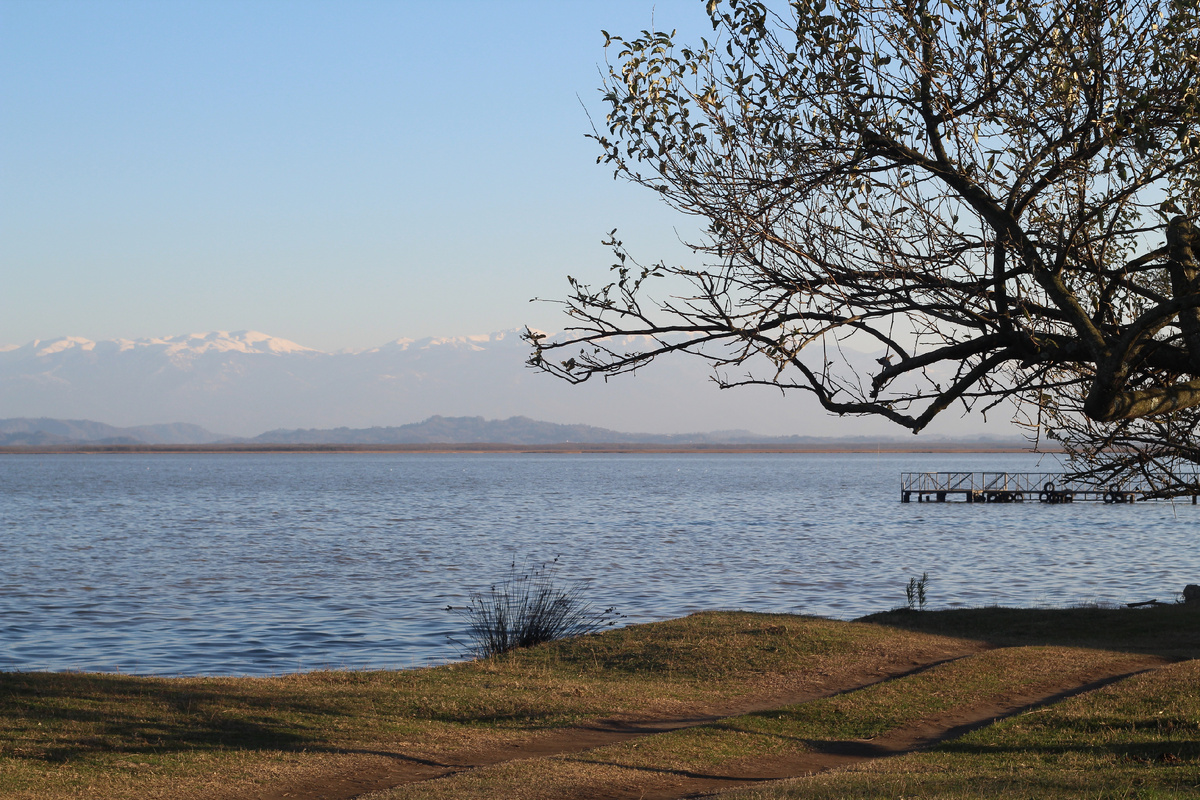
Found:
[0,418,227,446]
[0,329,1009,439]
[251,415,873,445]
[0,415,1030,448]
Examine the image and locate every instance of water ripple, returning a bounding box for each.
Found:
[0,452,1196,675]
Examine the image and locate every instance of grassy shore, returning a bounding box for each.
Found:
[2,606,1198,799]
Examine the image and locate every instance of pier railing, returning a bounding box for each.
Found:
[899,472,1199,504]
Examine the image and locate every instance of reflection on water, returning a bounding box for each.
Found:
[1,452,1194,675]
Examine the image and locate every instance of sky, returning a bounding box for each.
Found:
[2,0,713,351]
[1,0,1016,437]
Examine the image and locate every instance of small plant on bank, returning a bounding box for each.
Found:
[447,557,623,658]
[906,572,930,611]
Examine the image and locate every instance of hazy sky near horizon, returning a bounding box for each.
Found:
[3,0,714,351]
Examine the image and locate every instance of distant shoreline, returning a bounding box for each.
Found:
[0,442,1051,455]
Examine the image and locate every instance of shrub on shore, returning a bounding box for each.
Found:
[447,558,623,658]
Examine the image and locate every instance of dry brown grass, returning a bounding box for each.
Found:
[371,646,1159,800]
[0,611,970,800]
[5,606,1197,800]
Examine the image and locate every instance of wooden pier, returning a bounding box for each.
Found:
[900,472,1200,504]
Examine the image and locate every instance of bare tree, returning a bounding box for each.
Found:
[527,0,1200,489]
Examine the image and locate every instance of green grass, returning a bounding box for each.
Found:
[725,659,1200,799]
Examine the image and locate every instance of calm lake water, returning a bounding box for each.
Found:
[1,452,1196,676]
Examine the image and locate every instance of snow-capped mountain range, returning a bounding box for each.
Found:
[0,329,999,438]
[2,330,320,359]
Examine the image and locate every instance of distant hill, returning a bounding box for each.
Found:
[0,418,228,446]
[252,415,729,445]
[0,415,1033,448]
[250,415,1029,447]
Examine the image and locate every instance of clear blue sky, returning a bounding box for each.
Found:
[2,0,714,350]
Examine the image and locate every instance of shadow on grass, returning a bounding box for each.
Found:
[559,753,773,785]
[0,664,609,768]
[936,735,1200,764]
[0,671,408,763]
[857,604,1200,659]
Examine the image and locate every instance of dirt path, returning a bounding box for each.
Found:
[574,655,1168,800]
[259,648,1165,800]
[258,644,988,800]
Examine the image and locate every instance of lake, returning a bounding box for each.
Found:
[1,451,1195,676]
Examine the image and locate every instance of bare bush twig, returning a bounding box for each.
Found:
[447,558,624,658]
